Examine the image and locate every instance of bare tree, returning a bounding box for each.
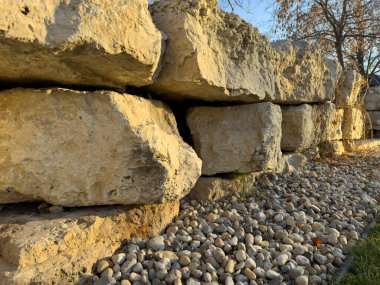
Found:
[273,0,380,80]
[224,0,380,80]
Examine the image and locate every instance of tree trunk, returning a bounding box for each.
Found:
[335,39,345,70]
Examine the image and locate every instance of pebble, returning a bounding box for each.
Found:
[296,255,310,266]
[313,254,327,265]
[235,250,246,262]
[132,262,143,273]
[245,257,256,269]
[265,270,279,279]
[225,276,234,285]
[179,256,191,266]
[112,253,126,265]
[339,235,348,245]
[274,214,284,222]
[245,233,254,244]
[148,236,165,251]
[244,268,256,280]
[230,236,238,246]
[100,268,113,279]
[277,253,289,266]
[286,216,296,226]
[129,272,141,282]
[121,259,137,274]
[327,228,340,238]
[311,222,325,232]
[286,202,295,212]
[295,275,308,285]
[187,278,200,285]
[254,267,265,278]
[206,213,218,222]
[254,235,263,245]
[328,234,338,245]
[97,260,110,274]
[203,272,212,282]
[225,260,236,273]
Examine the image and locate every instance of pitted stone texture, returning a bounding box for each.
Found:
[0,88,201,206]
[0,0,163,89]
[364,87,380,111]
[328,108,344,141]
[272,41,341,104]
[149,0,279,102]
[342,107,365,140]
[187,103,282,175]
[0,202,179,285]
[368,111,380,130]
[281,103,335,152]
[189,172,263,201]
[335,70,362,108]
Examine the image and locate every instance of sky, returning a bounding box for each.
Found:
[219,1,278,40]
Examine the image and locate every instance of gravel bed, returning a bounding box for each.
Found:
[90,150,380,285]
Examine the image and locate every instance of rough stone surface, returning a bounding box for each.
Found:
[344,139,380,152]
[319,141,345,156]
[279,153,308,173]
[0,0,164,89]
[187,103,282,175]
[363,87,380,111]
[0,88,201,206]
[335,70,362,108]
[188,172,263,201]
[368,111,380,130]
[149,0,280,102]
[342,107,365,140]
[272,41,342,104]
[328,108,344,141]
[281,103,335,152]
[0,201,180,285]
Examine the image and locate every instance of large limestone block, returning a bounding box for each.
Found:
[342,107,365,140]
[364,88,380,111]
[187,103,282,175]
[0,0,163,89]
[149,0,279,102]
[281,103,335,152]
[0,88,201,206]
[0,202,179,285]
[368,111,380,130]
[272,41,342,104]
[335,70,362,108]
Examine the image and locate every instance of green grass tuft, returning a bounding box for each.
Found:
[337,214,380,285]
